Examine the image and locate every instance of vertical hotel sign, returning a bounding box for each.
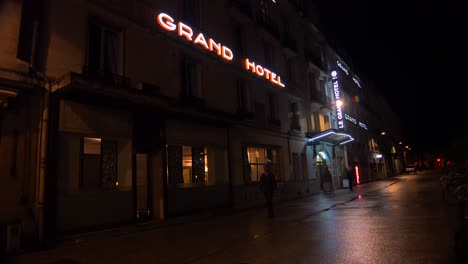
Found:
[331,70,344,129]
[156,13,285,88]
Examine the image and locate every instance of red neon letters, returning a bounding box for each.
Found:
[157,13,233,61]
[245,59,285,88]
[157,13,285,88]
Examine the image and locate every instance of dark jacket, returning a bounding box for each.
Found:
[259,171,277,193]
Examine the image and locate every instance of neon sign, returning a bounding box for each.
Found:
[344,113,357,124]
[352,76,361,88]
[157,13,233,61]
[245,59,285,88]
[359,121,368,130]
[337,61,349,75]
[331,70,344,129]
[156,12,285,88]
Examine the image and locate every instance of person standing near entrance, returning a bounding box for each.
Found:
[259,162,277,218]
[347,164,355,191]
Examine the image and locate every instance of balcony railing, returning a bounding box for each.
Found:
[82,66,131,89]
[310,91,327,104]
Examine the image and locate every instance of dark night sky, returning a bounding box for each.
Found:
[315,0,468,153]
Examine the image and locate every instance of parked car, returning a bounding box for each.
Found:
[405,163,416,174]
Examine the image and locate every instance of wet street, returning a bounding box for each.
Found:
[8,170,463,264]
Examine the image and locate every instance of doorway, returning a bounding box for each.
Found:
[135,153,151,220]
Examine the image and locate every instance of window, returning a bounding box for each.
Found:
[264,43,274,66]
[17,0,43,66]
[290,102,300,131]
[182,58,204,98]
[286,57,294,81]
[81,137,118,190]
[259,0,273,21]
[309,72,316,92]
[182,0,199,26]
[233,23,245,54]
[237,80,251,113]
[254,102,266,125]
[87,20,121,74]
[245,146,280,182]
[268,93,278,121]
[167,145,208,186]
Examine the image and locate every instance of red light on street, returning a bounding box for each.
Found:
[436,158,441,162]
[358,194,363,199]
[355,165,360,185]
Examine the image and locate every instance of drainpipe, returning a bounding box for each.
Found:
[35,83,49,243]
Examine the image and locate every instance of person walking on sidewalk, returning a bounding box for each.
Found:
[259,162,277,218]
[347,164,355,192]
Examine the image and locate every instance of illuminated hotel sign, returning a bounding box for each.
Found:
[337,61,349,75]
[344,113,357,124]
[157,13,285,88]
[331,70,344,129]
[245,59,285,87]
[359,122,368,130]
[344,113,368,130]
[352,76,361,88]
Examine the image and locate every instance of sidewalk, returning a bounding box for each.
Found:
[7,176,405,264]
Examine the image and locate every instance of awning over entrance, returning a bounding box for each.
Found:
[306,129,354,146]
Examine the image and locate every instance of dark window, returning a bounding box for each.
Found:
[182,0,199,26]
[290,102,300,131]
[259,0,273,21]
[233,23,245,54]
[254,102,266,126]
[17,0,44,65]
[182,57,203,98]
[286,58,294,81]
[87,21,120,74]
[268,93,278,121]
[264,43,274,66]
[237,80,251,113]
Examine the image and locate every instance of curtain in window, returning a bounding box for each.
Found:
[101,140,118,188]
[104,29,118,74]
[191,147,205,183]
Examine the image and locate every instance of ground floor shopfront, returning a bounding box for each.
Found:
[46,96,331,237]
[3,92,359,249]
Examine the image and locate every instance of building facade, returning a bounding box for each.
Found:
[0,0,402,250]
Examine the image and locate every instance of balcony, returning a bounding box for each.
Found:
[82,66,131,90]
[305,51,323,70]
[310,91,327,105]
[51,69,169,109]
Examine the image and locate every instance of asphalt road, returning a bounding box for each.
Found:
[8,170,465,264]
